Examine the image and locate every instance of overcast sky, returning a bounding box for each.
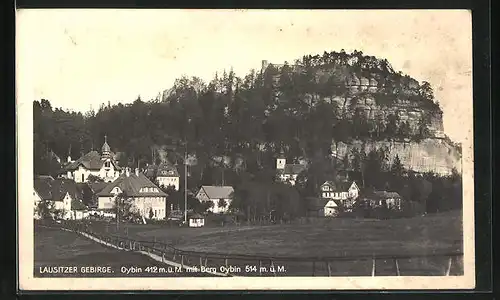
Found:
[17,9,472,143]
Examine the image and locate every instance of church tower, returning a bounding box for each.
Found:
[101,135,111,159]
[276,153,286,170]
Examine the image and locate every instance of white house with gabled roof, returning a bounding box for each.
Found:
[96,168,168,220]
[195,185,234,214]
[320,180,360,209]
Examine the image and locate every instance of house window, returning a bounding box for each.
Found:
[105,161,110,168]
[81,174,84,182]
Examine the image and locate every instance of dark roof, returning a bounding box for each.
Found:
[321,181,337,189]
[34,177,84,202]
[76,183,94,204]
[71,198,87,210]
[96,172,167,197]
[307,197,329,210]
[102,141,111,153]
[363,190,402,200]
[199,186,234,199]
[66,151,121,171]
[306,197,341,210]
[280,164,307,175]
[34,177,54,200]
[338,181,354,191]
[144,164,158,178]
[88,182,108,194]
[157,162,179,177]
[373,191,401,199]
[189,213,204,219]
[321,180,356,191]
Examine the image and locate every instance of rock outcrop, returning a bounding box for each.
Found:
[331,138,461,176]
[262,54,460,176]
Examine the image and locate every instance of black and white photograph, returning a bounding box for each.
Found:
[17,9,474,290]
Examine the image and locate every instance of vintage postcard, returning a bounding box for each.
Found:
[17,9,474,290]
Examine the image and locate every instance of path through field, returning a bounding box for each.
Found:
[34,226,209,277]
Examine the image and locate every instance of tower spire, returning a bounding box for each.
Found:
[101,134,111,159]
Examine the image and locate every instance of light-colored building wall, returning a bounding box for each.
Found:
[189,218,205,227]
[324,200,339,216]
[279,174,298,186]
[98,160,120,182]
[196,189,232,214]
[98,195,166,220]
[98,196,115,210]
[33,190,42,219]
[205,198,232,214]
[157,176,179,191]
[70,162,120,183]
[276,158,286,169]
[134,196,166,220]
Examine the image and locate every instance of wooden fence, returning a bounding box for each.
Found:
[37,221,464,277]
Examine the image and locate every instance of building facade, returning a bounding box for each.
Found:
[96,168,168,220]
[276,155,307,186]
[64,136,121,183]
[34,176,88,220]
[195,185,234,214]
[145,162,180,191]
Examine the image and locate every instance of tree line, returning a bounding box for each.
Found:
[34,50,441,180]
[32,50,459,220]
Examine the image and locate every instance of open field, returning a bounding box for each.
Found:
[88,210,462,258]
[76,211,463,276]
[34,226,209,277]
[36,211,462,276]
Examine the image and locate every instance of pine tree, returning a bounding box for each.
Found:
[391,154,404,177]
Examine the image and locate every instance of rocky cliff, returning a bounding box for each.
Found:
[262,52,460,175]
[331,138,461,176]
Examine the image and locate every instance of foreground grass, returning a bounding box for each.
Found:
[90,210,462,258]
[34,226,209,277]
[39,211,463,276]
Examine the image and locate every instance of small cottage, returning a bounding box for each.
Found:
[275,154,307,186]
[319,180,360,209]
[189,213,205,228]
[306,197,343,217]
[360,190,403,210]
[195,185,234,214]
[33,176,88,220]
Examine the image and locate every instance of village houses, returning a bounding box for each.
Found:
[276,154,307,186]
[306,197,343,217]
[144,162,180,191]
[96,168,168,220]
[34,176,88,220]
[64,135,122,183]
[195,185,234,214]
[359,191,403,210]
[319,180,360,209]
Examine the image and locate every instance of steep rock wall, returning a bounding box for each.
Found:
[331,138,462,176]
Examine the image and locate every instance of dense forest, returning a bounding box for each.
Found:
[33,50,461,217]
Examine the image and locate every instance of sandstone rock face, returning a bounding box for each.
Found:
[262,59,459,175]
[331,138,462,176]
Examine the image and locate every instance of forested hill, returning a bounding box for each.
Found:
[34,50,458,178]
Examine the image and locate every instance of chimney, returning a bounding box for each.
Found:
[262,60,269,72]
[125,168,130,177]
[135,168,139,176]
